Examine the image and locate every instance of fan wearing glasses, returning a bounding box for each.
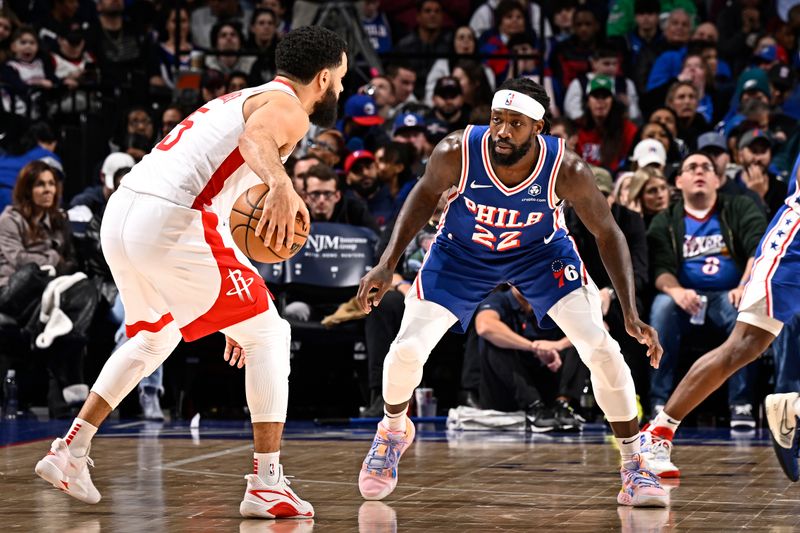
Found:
[302,163,379,233]
[307,129,344,168]
[646,152,767,424]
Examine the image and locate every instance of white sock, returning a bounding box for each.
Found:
[617,433,641,467]
[793,396,800,415]
[64,418,97,457]
[382,409,406,432]
[653,410,681,434]
[254,451,280,485]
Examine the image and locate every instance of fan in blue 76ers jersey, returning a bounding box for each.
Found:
[642,152,800,484]
[354,77,669,508]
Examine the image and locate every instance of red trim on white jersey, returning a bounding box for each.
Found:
[191,148,245,209]
[180,211,269,342]
[126,313,175,339]
[176,145,270,341]
[547,138,565,209]
[270,78,299,98]
[480,132,546,196]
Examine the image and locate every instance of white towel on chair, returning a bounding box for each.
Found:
[36,272,87,349]
[446,405,526,431]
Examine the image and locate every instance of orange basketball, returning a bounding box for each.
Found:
[230,184,309,264]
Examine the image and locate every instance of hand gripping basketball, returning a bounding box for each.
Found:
[256,182,309,252]
[230,183,310,263]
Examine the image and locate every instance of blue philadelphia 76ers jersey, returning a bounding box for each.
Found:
[414,125,591,333]
[787,153,799,208]
[434,125,568,256]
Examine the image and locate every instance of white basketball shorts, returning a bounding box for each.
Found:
[100,186,270,341]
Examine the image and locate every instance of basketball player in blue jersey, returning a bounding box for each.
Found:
[643,152,800,483]
[355,78,669,507]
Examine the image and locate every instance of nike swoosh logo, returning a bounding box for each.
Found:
[780,401,795,437]
[470,181,492,189]
[621,437,639,445]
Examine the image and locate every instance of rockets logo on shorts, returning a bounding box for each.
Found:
[226,269,255,302]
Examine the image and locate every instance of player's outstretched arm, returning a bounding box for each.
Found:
[356,131,463,313]
[555,150,663,368]
[240,94,311,251]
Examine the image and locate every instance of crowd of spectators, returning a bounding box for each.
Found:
[1,0,799,429]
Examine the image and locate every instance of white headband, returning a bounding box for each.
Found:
[491,90,546,121]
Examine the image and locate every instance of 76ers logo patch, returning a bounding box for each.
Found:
[551,260,579,288]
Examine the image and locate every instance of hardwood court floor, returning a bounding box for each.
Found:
[2,421,800,532]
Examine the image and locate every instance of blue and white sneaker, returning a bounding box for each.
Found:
[765,393,800,482]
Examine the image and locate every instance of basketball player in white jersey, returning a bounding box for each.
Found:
[34,26,348,519]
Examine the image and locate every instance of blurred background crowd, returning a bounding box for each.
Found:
[1,0,799,432]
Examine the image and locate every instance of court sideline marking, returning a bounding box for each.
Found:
[158,444,253,469]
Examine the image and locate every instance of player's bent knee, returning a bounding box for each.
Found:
[574,328,621,369]
[91,324,181,408]
[136,326,182,367]
[574,327,635,417]
[224,313,291,364]
[383,338,429,405]
[391,336,429,367]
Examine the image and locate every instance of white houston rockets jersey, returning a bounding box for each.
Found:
[121,80,297,215]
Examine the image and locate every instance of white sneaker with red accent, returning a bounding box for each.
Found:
[641,429,680,478]
[239,465,315,519]
[34,437,101,504]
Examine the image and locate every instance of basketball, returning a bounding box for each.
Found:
[230,184,309,263]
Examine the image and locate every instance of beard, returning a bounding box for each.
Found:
[309,86,338,128]
[488,136,532,166]
[436,105,460,119]
[352,177,379,197]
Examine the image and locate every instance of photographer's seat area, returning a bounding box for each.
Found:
[256,222,378,418]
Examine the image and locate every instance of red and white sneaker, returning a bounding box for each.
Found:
[358,418,415,501]
[34,438,101,504]
[641,426,680,478]
[617,454,670,507]
[238,519,315,532]
[239,465,315,519]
